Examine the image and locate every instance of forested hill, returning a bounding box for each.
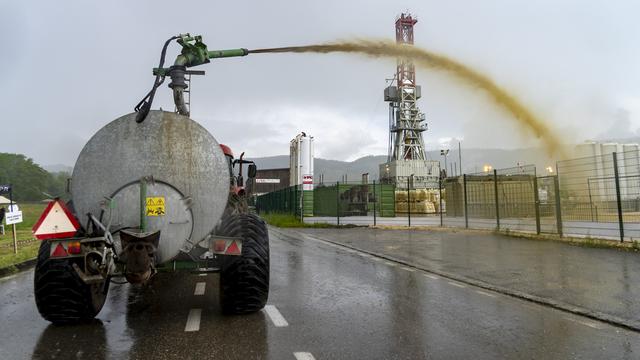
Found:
[0,153,69,202]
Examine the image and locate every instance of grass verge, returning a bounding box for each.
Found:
[261,213,346,228]
[0,202,46,271]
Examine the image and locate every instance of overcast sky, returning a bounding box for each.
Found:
[1,0,638,166]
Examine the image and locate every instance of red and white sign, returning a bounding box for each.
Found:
[32,200,80,240]
[302,174,313,191]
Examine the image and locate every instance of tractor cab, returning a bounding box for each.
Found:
[219,144,257,196]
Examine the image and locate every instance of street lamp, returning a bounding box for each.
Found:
[440,149,449,177]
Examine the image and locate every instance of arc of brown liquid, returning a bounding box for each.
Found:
[250,39,564,157]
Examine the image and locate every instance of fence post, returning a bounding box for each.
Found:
[533,175,541,235]
[463,174,469,229]
[553,173,563,237]
[613,152,625,242]
[493,169,500,230]
[373,180,377,226]
[407,177,411,227]
[336,181,340,226]
[439,177,443,227]
[9,185,17,254]
[300,185,304,223]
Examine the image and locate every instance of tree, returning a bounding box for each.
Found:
[0,153,70,201]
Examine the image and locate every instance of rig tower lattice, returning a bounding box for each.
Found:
[380,12,439,189]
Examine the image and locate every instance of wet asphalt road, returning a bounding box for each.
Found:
[286,227,640,330]
[1,229,640,359]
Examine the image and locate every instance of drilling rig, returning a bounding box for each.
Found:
[380,13,440,190]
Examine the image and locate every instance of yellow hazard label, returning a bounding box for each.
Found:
[146,197,166,216]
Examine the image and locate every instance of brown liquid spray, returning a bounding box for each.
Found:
[250,39,565,157]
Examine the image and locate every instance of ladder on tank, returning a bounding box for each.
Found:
[174,70,205,117]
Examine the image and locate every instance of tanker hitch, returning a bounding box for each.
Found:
[120,229,161,284]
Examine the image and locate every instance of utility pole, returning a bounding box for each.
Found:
[441,149,449,177]
[458,141,462,175]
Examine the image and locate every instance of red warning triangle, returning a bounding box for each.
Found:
[33,199,80,240]
[226,241,241,255]
[51,243,68,257]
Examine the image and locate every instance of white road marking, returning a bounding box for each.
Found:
[264,305,289,327]
[476,290,496,298]
[566,317,602,329]
[0,273,20,283]
[194,282,206,296]
[294,352,316,360]
[448,281,466,288]
[184,309,202,332]
[198,273,208,277]
[401,266,416,272]
[424,274,439,280]
[385,261,396,266]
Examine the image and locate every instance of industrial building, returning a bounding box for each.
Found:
[570,141,640,201]
[289,132,314,216]
[289,132,314,190]
[253,168,290,196]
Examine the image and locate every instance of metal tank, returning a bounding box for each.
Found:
[71,110,229,263]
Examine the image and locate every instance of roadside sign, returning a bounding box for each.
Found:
[5,211,23,225]
[0,185,11,194]
[8,204,19,213]
[32,200,80,240]
[303,174,313,190]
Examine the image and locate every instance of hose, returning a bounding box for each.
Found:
[134,35,180,123]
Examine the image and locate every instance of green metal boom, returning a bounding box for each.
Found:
[153,34,248,76]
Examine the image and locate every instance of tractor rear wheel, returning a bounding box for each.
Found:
[218,213,270,314]
[34,241,109,324]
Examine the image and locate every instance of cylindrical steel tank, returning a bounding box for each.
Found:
[71,110,229,263]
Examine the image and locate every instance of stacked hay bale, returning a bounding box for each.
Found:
[395,189,437,214]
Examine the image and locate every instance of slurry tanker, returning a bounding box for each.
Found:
[33,34,268,323]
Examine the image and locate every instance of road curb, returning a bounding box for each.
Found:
[0,258,37,278]
[270,226,640,333]
[370,224,640,251]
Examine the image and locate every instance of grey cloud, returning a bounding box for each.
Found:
[1,0,639,167]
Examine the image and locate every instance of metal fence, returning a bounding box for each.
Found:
[557,151,640,241]
[255,184,304,217]
[442,165,539,232]
[256,151,640,242]
[256,181,398,226]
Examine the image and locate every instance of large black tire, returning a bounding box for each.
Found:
[34,241,108,324]
[218,213,270,314]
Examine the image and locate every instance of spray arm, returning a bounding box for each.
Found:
[136,34,248,122]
